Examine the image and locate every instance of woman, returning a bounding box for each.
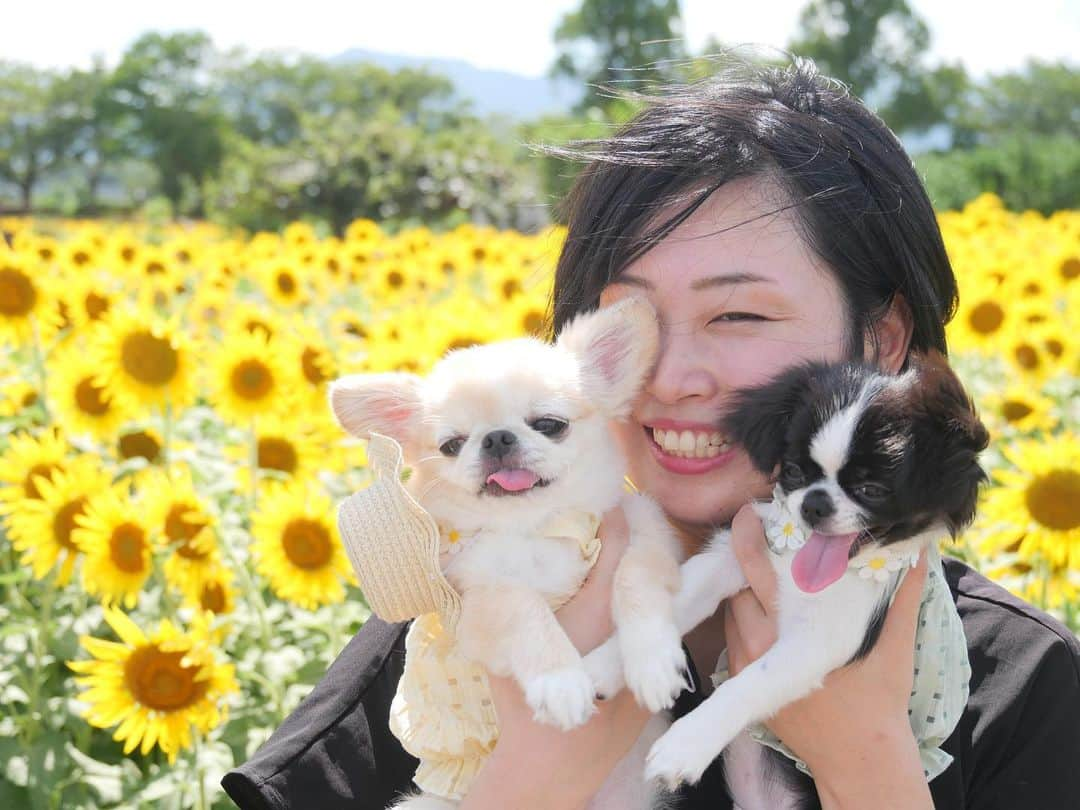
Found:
[222,58,1080,809]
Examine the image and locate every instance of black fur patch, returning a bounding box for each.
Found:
[846,588,893,665]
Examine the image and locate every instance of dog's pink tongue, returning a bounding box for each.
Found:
[791,532,859,593]
[486,469,539,492]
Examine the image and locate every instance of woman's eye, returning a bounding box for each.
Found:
[854,483,890,502]
[439,437,465,457]
[709,312,765,324]
[529,417,568,438]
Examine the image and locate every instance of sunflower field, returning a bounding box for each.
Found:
[0,192,1077,808]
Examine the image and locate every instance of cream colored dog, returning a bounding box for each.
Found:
[330,298,686,809]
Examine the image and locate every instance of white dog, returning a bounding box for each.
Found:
[330,298,687,810]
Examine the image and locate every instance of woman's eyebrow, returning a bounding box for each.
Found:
[617,271,775,290]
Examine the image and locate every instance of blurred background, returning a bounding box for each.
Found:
[3,0,1078,229]
[1,3,1077,809]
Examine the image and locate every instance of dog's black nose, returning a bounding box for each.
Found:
[800,489,835,525]
[481,429,518,458]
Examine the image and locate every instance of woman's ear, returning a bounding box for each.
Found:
[867,293,914,373]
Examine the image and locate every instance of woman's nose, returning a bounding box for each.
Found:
[648,324,720,404]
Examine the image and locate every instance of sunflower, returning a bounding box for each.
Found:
[0,253,62,346]
[0,426,69,506]
[251,479,355,610]
[329,307,370,344]
[116,426,164,467]
[228,412,324,491]
[0,455,112,584]
[0,379,42,418]
[74,484,154,608]
[182,565,236,616]
[227,301,283,341]
[979,385,1058,436]
[948,273,1012,354]
[209,328,293,424]
[257,257,308,308]
[281,319,337,406]
[47,345,132,440]
[68,608,237,764]
[977,433,1080,570]
[983,551,1080,612]
[88,307,199,413]
[139,465,219,597]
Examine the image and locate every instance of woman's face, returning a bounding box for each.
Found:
[600,176,853,528]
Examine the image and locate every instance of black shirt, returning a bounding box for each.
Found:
[222,558,1080,809]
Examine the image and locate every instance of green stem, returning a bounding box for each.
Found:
[192,730,207,810]
[25,573,57,745]
[29,316,50,421]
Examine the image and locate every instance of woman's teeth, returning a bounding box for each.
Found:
[651,428,731,458]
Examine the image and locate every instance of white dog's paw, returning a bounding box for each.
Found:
[644,715,724,790]
[524,667,597,730]
[584,637,626,701]
[621,623,688,713]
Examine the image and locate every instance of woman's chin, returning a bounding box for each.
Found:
[629,450,770,528]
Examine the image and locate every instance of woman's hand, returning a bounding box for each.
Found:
[724,504,933,810]
[461,506,653,810]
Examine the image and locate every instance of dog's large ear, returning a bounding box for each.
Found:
[556,297,659,418]
[908,351,990,535]
[328,372,424,455]
[721,363,823,474]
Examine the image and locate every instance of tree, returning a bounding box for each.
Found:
[787,0,969,136]
[551,0,685,113]
[107,32,226,215]
[0,63,85,211]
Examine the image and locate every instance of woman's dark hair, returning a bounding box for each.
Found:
[548,55,958,362]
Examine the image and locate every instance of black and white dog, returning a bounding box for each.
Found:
[587,351,988,807]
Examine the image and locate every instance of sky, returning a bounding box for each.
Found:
[6,0,1078,79]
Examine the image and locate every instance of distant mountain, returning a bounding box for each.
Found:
[333,48,582,120]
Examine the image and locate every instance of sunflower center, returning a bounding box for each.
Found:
[125,645,207,712]
[146,261,166,275]
[522,311,545,336]
[282,519,332,569]
[301,347,328,385]
[1044,338,1064,358]
[200,582,227,613]
[244,319,273,338]
[109,523,148,573]
[1061,257,1080,281]
[276,273,296,295]
[54,496,88,551]
[75,376,111,416]
[258,437,298,473]
[387,270,405,289]
[231,359,274,401]
[165,504,209,558]
[24,463,60,499]
[968,301,1004,335]
[1013,343,1040,370]
[0,266,36,317]
[121,331,179,386]
[501,279,522,300]
[119,431,161,462]
[1025,470,1080,531]
[1002,401,1033,422]
[85,292,109,320]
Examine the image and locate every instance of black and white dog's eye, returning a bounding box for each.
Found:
[439,437,466,457]
[529,417,568,438]
[781,461,805,486]
[854,482,890,502]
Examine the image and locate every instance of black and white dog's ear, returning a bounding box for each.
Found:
[721,363,823,474]
[907,351,990,536]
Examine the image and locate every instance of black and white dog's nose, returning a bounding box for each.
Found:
[481,429,518,459]
[800,489,835,525]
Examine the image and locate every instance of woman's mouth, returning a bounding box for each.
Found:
[644,424,737,474]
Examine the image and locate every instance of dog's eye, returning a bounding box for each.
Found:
[529,417,568,438]
[781,461,805,486]
[854,482,890,502]
[439,437,466,457]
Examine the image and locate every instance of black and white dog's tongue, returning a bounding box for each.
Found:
[791,532,859,593]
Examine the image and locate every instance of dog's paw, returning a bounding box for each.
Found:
[524,667,597,730]
[621,622,688,713]
[583,637,625,701]
[644,715,723,790]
